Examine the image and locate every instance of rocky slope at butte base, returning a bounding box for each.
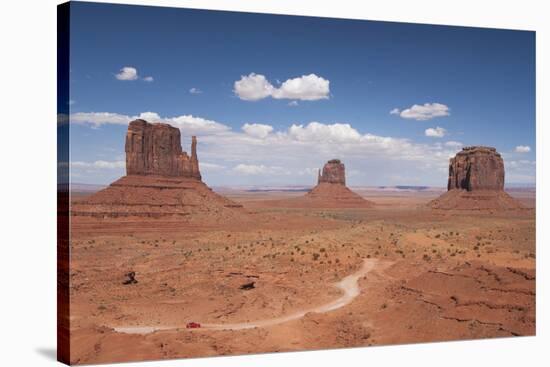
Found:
[72,175,243,220]
[299,182,374,208]
[428,189,524,210]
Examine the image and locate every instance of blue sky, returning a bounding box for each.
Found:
[65,1,536,186]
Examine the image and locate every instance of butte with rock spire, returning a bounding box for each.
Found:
[303,159,374,207]
[262,159,373,208]
[72,119,244,222]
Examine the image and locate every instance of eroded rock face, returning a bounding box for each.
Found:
[318,159,346,185]
[447,146,504,191]
[125,119,201,180]
[429,146,522,210]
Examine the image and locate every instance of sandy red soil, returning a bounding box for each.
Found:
[68,189,535,364]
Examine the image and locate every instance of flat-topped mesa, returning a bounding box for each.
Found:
[318,159,346,185]
[125,119,201,180]
[447,146,504,191]
[429,145,524,210]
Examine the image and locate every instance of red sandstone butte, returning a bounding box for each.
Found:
[318,159,346,185]
[126,119,201,180]
[429,146,523,210]
[447,146,504,191]
[284,159,373,208]
[72,119,244,221]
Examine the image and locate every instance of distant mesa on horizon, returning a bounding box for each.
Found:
[429,146,524,210]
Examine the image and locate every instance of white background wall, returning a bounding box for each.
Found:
[0,0,546,366]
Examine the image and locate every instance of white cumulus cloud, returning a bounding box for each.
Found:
[191,120,465,185]
[234,73,330,101]
[392,103,450,121]
[233,73,274,101]
[69,111,229,135]
[288,122,361,142]
[189,87,203,94]
[515,145,531,153]
[70,112,132,125]
[242,123,274,138]
[115,66,153,82]
[137,111,161,121]
[425,126,447,138]
[272,74,330,101]
[115,66,138,81]
[166,115,229,135]
[69,110,488,186]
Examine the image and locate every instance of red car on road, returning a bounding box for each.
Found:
[186,322,201,329]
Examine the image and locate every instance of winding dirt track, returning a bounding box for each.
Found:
[114,258,379,334]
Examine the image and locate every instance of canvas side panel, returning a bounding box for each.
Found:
[57,2,71,365]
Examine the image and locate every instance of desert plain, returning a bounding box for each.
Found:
[67,185,535,364]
